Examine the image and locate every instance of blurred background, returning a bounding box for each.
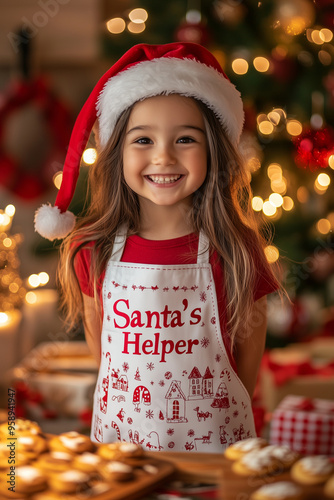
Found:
[0,0,333,432]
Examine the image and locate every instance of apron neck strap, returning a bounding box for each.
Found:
[111,225,128,262]
[197,231,210,264]
[110,227,210,264]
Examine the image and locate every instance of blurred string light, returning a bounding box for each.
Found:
[306,27,333,45]
[0,205,16,232]
[128,22,146,34]
[329,155,334,170]
[0,312,9,325]
[53,147,98,190]
[253,56,270,72]
[252,196,264,212]
[106,8,148,35]
[282,196,294,211]
[286,119,303,136]
[314,172,331,195]
[257,108,287,137]
[106,17,126,34]
[27,272,49,289]
[316,218,331,235]
[231,58,249,75]
[264,245,280,264]
[82,148,97,165]
[53,172,62,190]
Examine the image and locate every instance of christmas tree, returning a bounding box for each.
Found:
[0,205,25,318]
[98,0,334,343]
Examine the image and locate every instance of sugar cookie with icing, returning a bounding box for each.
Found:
[0,466,47,497]
[100,461,134,482]
[34,451,74,473]
[250,481,303,500]
[232,448,279,477]
[48,469,90,493]
[291,456,334,485]
[98,442,143,461]
[252,445,299,471]
[0,418,42,438]
[17,435,47,459]
[0,442,30,469]
[224,437,268,461]
[49,431,93,454]
[72,452,103,473]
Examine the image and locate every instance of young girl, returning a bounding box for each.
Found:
[35,42,279,452]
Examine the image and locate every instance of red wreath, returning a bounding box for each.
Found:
[0,77,72,200]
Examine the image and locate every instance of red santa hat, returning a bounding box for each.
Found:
[34,42,244,240]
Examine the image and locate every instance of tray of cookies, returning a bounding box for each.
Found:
[0,419,175,500]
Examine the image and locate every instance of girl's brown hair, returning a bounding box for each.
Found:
[58,96,278,350]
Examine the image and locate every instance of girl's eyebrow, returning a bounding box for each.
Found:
[126,125,206,135]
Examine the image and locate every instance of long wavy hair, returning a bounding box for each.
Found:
[58,95,279,350]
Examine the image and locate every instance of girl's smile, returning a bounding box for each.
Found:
[123,94,207,210]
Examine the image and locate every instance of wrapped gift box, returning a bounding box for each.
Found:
[270,395,334,455]
[260,338,334,412]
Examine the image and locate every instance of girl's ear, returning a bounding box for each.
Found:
[92,120,101,152]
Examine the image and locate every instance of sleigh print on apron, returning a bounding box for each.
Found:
[91,229,256,452]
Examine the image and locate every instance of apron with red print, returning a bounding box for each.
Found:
[91,230,256,452]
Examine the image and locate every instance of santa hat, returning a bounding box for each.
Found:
[34,42,244,240]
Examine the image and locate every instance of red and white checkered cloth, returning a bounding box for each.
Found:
[270,395,334,455]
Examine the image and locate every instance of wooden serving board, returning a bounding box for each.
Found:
[147,452,328,500]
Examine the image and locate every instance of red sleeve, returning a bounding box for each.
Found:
[74,244,94,297]
[253,260,280,302]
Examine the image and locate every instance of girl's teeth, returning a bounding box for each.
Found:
[148,175,181,184]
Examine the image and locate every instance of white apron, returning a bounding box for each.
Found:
[91,230,256,452]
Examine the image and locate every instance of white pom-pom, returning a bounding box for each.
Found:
[34,204,76,241]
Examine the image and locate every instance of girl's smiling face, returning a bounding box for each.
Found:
[123,94,207,210]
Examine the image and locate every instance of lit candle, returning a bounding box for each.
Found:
[0,309,22,377]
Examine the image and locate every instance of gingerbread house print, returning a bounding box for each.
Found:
[111,369,129,392]
[188,366,214,400]
[165,381,188,423]
[203,367,214,398]
[188,367,203,400]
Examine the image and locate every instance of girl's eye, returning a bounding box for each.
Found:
[177,137,195,144]
[135,137,152,144]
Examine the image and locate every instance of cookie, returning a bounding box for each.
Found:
[1,466,47,497]
[324,475,334,499]
[0,443,30,469]
[224,437,268,461]
[47,470,90,494]
[48,431,93,454]
[34,451,73,473]
[72,452,103,473]
[98,442,143,461]
[0,419,42,438]
[253,445,299,471]
[17,435,48,459]
[291,455,334,485]
[100,461,134,482]
[232,448,279,477]
[250,481,303,500]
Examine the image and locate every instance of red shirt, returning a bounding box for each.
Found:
[75,233,278,370]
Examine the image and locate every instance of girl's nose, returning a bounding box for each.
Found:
[152,144,176,166]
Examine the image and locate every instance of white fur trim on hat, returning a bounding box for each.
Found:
[96,57,244,147]
[34,204,76,241]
